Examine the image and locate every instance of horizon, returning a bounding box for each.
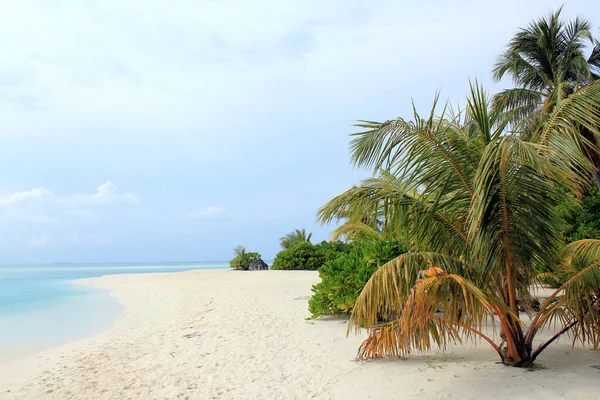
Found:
[1,0,599,263]
[0,258,276,266]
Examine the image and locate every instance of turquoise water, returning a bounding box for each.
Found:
[0,262,228,359]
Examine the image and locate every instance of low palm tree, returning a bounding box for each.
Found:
[318,82,600,366]
[492,7,600,187]
[234,245,247,259]
[279,228,313,249]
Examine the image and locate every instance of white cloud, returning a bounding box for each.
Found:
[187,206,233,219]
[2,0,584,141]
[0,182,136,250]
[0,181,137,207]
[0,187,52,206]
[66,181,138,205]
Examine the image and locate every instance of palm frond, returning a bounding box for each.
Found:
[528,240,600,359]
[330,222,382,242]
[491,88,544,125]
[354,272,514,360]
[469,136,570,311]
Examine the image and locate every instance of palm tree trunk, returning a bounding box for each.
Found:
[504,240,519,316]
[504,320,530,366]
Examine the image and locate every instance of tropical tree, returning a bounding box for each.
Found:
[230,245,261,270]
[492,7,600,186]
[279,228,313,249]
[318,82,600,366]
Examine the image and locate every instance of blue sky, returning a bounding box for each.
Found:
[0,0,598,263]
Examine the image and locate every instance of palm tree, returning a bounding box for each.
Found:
[279,228,313,249]
[324,189,392,242]
[492,7,600,186]
[234,245,247,258]
[318,82,600,366]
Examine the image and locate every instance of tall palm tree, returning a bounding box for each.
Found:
[318,82,600,366]
[279,228,313,249]
[492,7,600,186]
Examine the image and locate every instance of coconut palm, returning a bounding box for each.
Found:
[318,81,600,366]
[492,7,600,186]
[279,228,313,249]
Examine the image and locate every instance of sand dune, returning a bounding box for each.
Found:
[0,269,598,399]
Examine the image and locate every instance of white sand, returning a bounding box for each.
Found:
[0,269,598,399]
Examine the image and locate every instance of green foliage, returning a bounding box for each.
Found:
[308,238,406,317]
[317,77,600,365]
[316,240,353,259]
[562,186,600,243]
[538,187,600,287]
[279,228,313,249]
[229,245,261,271]
[271,240,351,270]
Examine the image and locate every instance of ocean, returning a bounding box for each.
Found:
[0,262,229,360]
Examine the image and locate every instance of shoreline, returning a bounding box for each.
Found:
[0,264,230,361]
[0,283,122,362]
[1,269,599,399]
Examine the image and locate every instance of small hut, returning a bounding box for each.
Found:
[248,258,269,271]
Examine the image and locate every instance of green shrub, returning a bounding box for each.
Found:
[538,186,600,285]
[271,240,351,270]
[317,240,353,259]
[230,245,261,270]
[271,241,325,270]
[562,186,600,242]
[308,238,406,318]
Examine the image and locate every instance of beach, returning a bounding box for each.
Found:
[0,269,598,400]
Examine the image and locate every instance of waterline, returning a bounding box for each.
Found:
[0,262,229,359]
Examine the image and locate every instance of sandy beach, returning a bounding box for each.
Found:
[1,269,598,399]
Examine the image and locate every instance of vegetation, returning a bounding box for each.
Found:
[271,240,351,270]
[229,245,261,271]
[540,186,600,288]
[309,238,406,317]
[279,228,313,249]
[562,186,600,243]
[318,69,600,367]
[492,7,600,187]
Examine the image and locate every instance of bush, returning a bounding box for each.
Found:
[271,242,325,270]
[562,186,600,242]
[271,240,351,270]
[538,186,600,285]
[230,246,261,270]
[308,238,406,318]
[317,240,353,259]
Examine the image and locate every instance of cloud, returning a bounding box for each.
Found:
[66,181,138,205]
[0,182,137,250]
[0,187,52,206]
[0,182,137,207]
[187,206,233,219]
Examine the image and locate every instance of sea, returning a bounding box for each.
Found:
[0,261,229,360]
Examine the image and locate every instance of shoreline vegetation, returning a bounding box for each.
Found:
[233,8,600,368]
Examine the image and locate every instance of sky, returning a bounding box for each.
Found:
[0,0,599,263]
